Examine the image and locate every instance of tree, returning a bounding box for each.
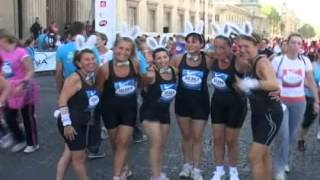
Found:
[262,5,281,35]
[298,24,316,39]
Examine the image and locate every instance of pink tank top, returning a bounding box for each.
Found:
[0,47,29,81]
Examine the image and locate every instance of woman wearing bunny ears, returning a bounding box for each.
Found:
[170,21,214,180]
[140,34,177,180]
[96,24,142,180]
[209,23,248,180]
[232,22,283,180]
[55,48,100,180]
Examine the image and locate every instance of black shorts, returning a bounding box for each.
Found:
[251,109,283,146]
[57,120,87,151]
[211,93,247,128]
[102,103,137,129]
[175,96,210,120]
[140,103,171,124]
[302,96,317,129]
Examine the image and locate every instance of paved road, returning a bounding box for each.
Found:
[0,74,319,180]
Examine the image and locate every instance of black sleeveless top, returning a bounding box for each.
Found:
[248,56,281,113]
[141,66,177,108]
[69,71,100,125]
[102,60,138,107]
[177,52,209,99]
[211,55,237,93]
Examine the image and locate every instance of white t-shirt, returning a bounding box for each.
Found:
[100,50,113,65]
[272,54,312,99]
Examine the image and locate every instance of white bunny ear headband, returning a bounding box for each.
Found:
[146,34,170,51]
[211,23,232,39]
[74,34,97,51]
[229,22,256,40]
[184,20,204,36]
[119,22,141,41]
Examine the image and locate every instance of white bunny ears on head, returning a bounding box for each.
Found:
[211,23,232,38]
[74,34,97,51]
[146,34,169,51]
[184,20,204,36]
[229,21,253,37]
[119,22,141,41]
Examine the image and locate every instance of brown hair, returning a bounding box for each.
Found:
[240,32,261,45]
[95,32,108,45]
[0,30,19,45]
[287,33,303,42]
[73,49,95,69]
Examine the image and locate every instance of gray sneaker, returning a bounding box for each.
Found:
[87,151,106,159]
[11,141,26,152]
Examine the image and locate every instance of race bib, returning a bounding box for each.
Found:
[282,69,303,88]
[211,72,229,91]
[2,61,14,78]
[114,79,137,96]
[159,83,177,103]
[182,69,203,90]
[86,90,100,111]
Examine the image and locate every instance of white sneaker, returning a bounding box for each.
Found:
[0,133,13,149]
[284,164,290,173]
[11,141,26,152]
[179,163,192,178]
[191,168,203,180]
[211,170,225,180]
[317,130,320,140]
[274,171,286,180]
[160,173,169,180]
[23,144,40,153]
[229,170,239,180]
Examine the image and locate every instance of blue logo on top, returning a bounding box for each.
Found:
[159,83,177,103]
[182,69,204,90]
[114,78,137,96]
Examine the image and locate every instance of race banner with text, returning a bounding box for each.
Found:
[34,51,56,72]
[95,0,117,48]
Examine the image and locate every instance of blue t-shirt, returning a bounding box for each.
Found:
[305,63,320,97]
[27,47,35,62]
[136,50,149,75]
[56,42,101,78]
[37,33,48,51]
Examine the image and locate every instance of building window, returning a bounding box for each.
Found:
[215,14,220,22]
[128,7,137,28]
[208,18,212,34]
[190,15,195,26]
[148,9,156,32]
[179,13,185,32]
[164,11,172,32]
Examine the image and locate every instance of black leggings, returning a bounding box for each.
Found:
[302,96,319,129]
[4,104,38,146]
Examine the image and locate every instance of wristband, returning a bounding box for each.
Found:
[59,106,72,126]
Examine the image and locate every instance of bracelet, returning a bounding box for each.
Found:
[59,106,72,126]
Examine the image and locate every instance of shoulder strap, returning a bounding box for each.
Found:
[178,54,187,70]
[298,54,306,65]
[276,55,285,78]
[200,51,208,68]
[129,59,138,76]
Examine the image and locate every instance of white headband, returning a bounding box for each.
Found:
[146,34,169,51]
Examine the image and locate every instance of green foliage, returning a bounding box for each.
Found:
[298,24,316,39]
[261,5,281,35]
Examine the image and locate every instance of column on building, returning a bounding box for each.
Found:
[163,5,173,33]
[47,0,66,34]
[22,0,47,38]
[71,0,93,23]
